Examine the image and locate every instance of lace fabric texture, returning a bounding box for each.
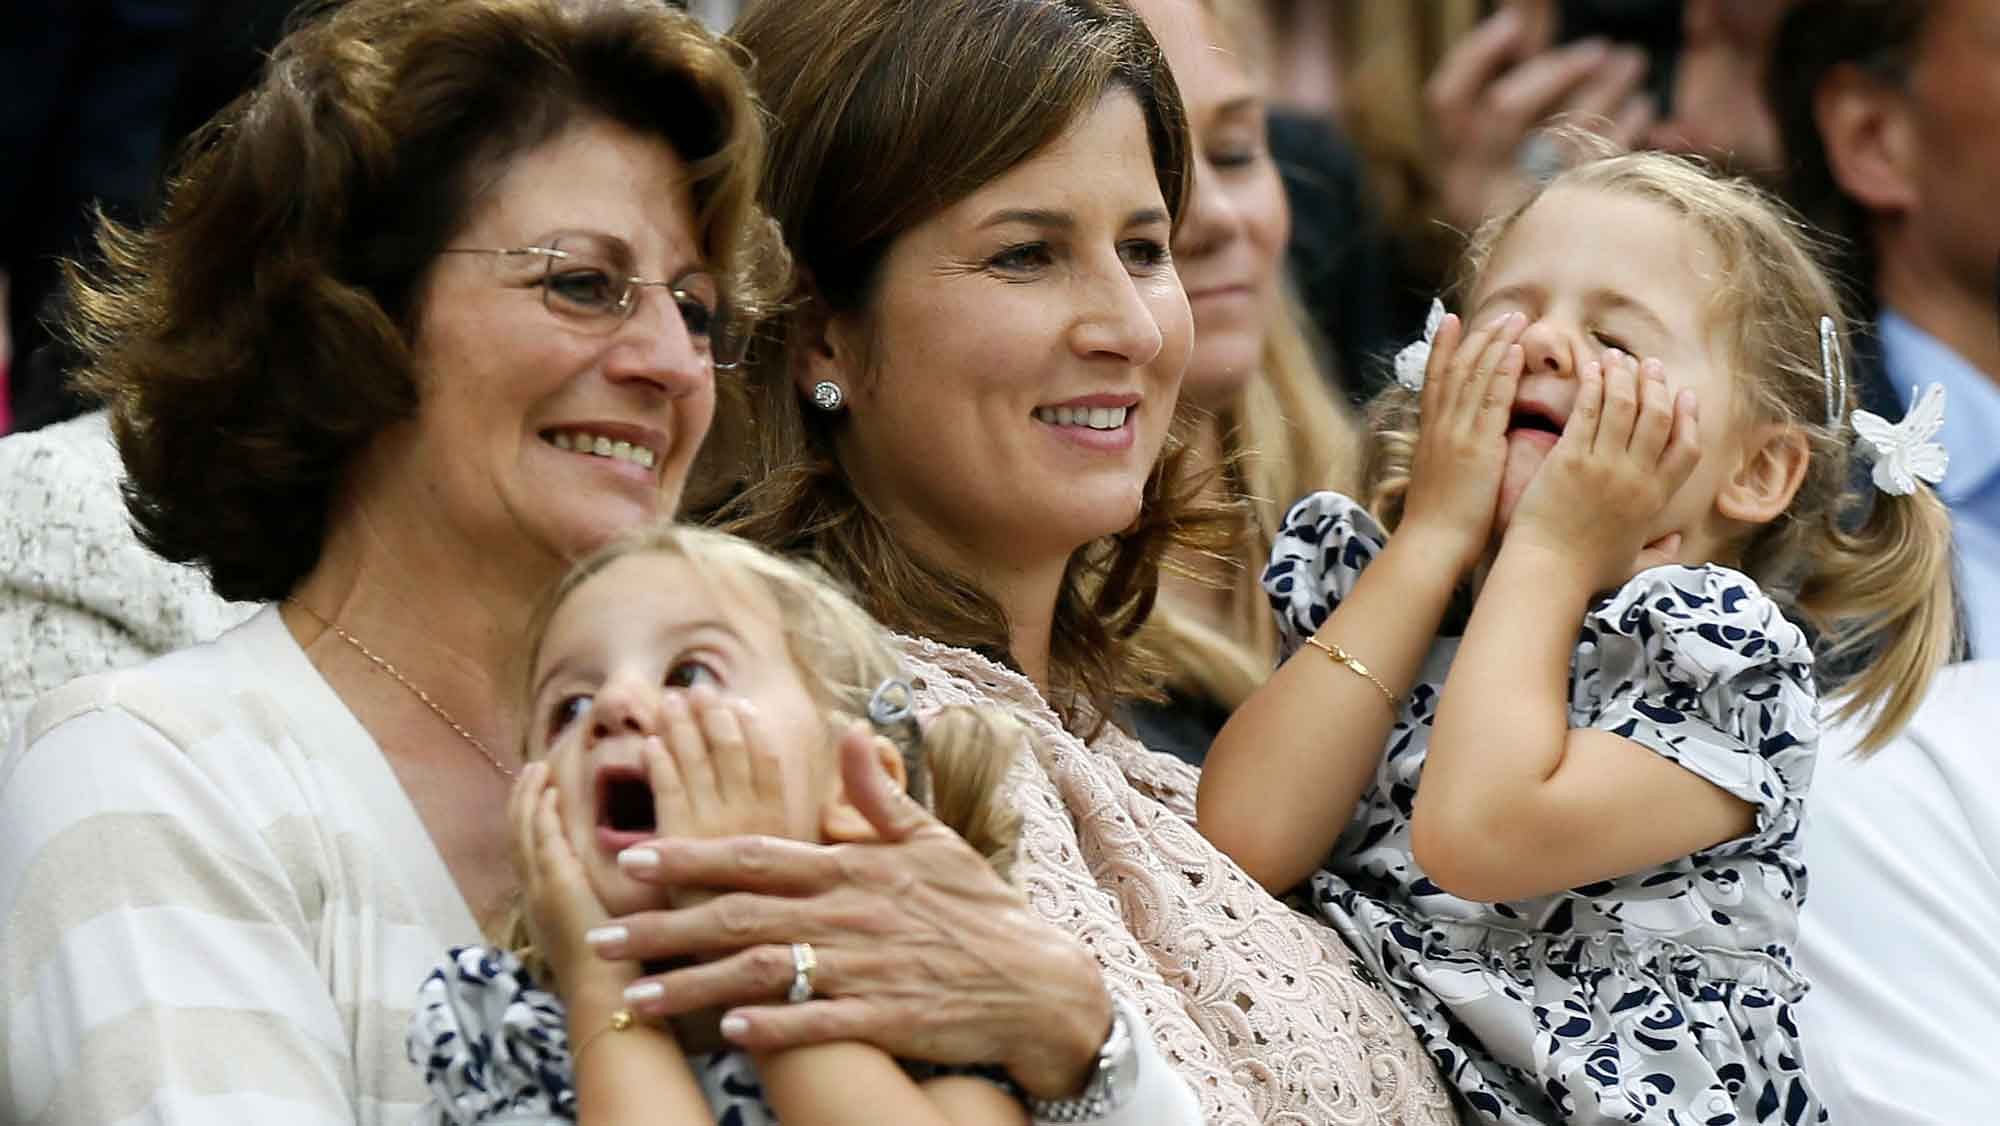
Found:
[896,634,1456,1126]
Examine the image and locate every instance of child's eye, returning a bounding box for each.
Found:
[549,694,592,737]
[665,659,719,689]
[1592,330,1631,354]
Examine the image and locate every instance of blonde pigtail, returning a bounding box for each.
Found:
[1359,385,1421,531]
[1800,484,1960,751]
[919,707,1028,881]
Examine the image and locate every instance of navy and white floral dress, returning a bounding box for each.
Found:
[1264,492,1828,1125]
[407,946,778,1125]
[407,946,1021,1125]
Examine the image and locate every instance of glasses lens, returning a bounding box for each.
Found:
[670,273,748,370]
[540,238,628,329]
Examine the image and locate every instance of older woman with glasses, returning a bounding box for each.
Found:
[0,0,783,1121]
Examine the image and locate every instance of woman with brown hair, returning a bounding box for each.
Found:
[1125,0,1362,764]
[0,0,786,1121]
[591,0,1455,1121]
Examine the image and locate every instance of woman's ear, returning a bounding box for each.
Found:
[1815,62,1920,219]
[788,290,852,402]
[820,734,908,843]
[1718,423,1811,525]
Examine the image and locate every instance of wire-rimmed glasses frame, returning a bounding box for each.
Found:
[438,238,747,370]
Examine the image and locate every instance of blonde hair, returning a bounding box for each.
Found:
[1141,0,1363,711]
[1148,288,1361,709]
[1362,148,1958,750]
[500,523,1026,968]
[1333,0,1485,263]
[527,522,1024,872]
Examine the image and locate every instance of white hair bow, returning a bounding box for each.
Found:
[1394,299,1447,393]
[1852,383,1949,497]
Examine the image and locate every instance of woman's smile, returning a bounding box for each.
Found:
[1032,393,1141,452]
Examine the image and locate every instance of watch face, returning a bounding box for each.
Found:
[1099,1007,1140,1107]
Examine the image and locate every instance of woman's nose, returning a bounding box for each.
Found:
[603,289,714,399]
[1173,164,1242,264]
[1070,268,1167,367]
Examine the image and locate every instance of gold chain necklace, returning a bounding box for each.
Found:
[287,599,516,779]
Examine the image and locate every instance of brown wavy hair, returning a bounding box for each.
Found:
[66,0,786,603]
[706,0,1204,734]
[1362,148,1958,750]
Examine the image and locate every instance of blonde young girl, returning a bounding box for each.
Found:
[1199,149,1957,1123]
[409,524,1032,1125]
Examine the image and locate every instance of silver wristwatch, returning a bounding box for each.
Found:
[1024,1002,1139,1124]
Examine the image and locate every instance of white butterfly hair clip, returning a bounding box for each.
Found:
[1851,382,1949,497]
[1393,298,1447,393]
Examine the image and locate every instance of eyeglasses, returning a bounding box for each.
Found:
[440,235,749,370]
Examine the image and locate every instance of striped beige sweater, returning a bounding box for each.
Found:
[1,608,480,1125]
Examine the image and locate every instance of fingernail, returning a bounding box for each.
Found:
[1487,312,1512,330]
[720,1013,749,1040]
[730,696,759,717]
[618,847,660,874]
[623,981,664,1005]
[585,925,627,948]
[663,693,689,715]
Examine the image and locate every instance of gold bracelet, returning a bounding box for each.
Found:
[572,1007,636,1064]
[1301,637,1398,711]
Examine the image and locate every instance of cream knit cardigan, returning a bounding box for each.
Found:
[0,412,253,749]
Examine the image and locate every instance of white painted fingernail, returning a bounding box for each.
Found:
[618,847,660,873]
[624,981,664,1004]
[720,1013,748,1040]
[585,925,626,948]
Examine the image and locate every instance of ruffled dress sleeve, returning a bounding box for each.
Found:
[1574,564,1819,842]
[1261,491,1390,659]
[407,945,576,1125]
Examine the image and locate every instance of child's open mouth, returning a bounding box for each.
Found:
[595,765,657,853]
[1506,403,1565,448]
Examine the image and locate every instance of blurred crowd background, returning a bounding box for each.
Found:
[0,0,1878,433]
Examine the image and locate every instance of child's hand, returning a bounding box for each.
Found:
[1505,351,1700,591]
[645,684,816,848]
[1401,310,1529,578]
[509,762,639,998]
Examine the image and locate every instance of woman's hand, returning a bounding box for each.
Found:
[1400,310,1529,578]
[589,729,1113,1101]
[509,762,641,1002]
[1425,4,1655,231]
[1504,350,1700,592]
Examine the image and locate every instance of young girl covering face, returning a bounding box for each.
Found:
[410,524,1032,1125]
[1200,150,1957,1123]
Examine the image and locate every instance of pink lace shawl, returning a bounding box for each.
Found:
[897,635,1457,1125]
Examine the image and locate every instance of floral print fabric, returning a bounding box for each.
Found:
[1263,491,1828,1125]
